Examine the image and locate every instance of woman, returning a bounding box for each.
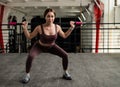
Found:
[22,8,75,83]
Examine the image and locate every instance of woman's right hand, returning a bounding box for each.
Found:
[22,21,28,29]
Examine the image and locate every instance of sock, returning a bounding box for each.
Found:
[26,73,30,78]
[64,71,71,77]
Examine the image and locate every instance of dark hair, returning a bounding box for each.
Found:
[44,8,56,18]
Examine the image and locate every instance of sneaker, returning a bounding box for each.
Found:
[62,73,72,80]
[21,75,30,84]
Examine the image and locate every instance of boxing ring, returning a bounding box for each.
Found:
[0,53,120,87]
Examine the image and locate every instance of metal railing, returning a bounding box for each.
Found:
[0,22,120,53]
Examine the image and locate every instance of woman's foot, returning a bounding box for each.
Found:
[21,74,30,84]
[62,71,72,80]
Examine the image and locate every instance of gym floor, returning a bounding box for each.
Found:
[0,53,120,87]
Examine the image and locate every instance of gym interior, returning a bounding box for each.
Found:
[0,0,120,87]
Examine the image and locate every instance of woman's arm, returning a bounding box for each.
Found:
[58,21,75,39]
[22,21,39,40]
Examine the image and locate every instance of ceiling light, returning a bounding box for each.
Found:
[47,6,50,8]
[71,7,75,9]
[59,6,63,9]
[24,0,28,2]
[7,0,12,2]
[34,6,38,9]
[21,7,25,9]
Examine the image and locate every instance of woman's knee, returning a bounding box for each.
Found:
[29,50,38,58]
[27,51,37,61]
[64,53,68,59]
[62,53,68,61]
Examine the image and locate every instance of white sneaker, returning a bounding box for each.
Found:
[62,72,72,80]
[21,75,30,84]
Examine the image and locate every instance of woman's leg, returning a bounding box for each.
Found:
[49,44,68,70]
[22,42,42,83]
[26,42,42,73]
[49,44,72,80]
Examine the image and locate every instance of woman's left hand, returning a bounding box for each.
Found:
[70,21,75,28]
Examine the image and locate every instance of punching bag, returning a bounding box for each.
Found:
[0,5,4,53]
[94,0,104,53]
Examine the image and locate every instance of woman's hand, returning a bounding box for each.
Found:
[22,21,28,29]
[70,21,75,28]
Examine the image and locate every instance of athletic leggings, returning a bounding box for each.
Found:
[26,41,68,73]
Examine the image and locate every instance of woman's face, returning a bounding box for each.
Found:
[45,12,55,23]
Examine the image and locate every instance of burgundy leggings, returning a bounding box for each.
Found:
[26,41,68,73]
